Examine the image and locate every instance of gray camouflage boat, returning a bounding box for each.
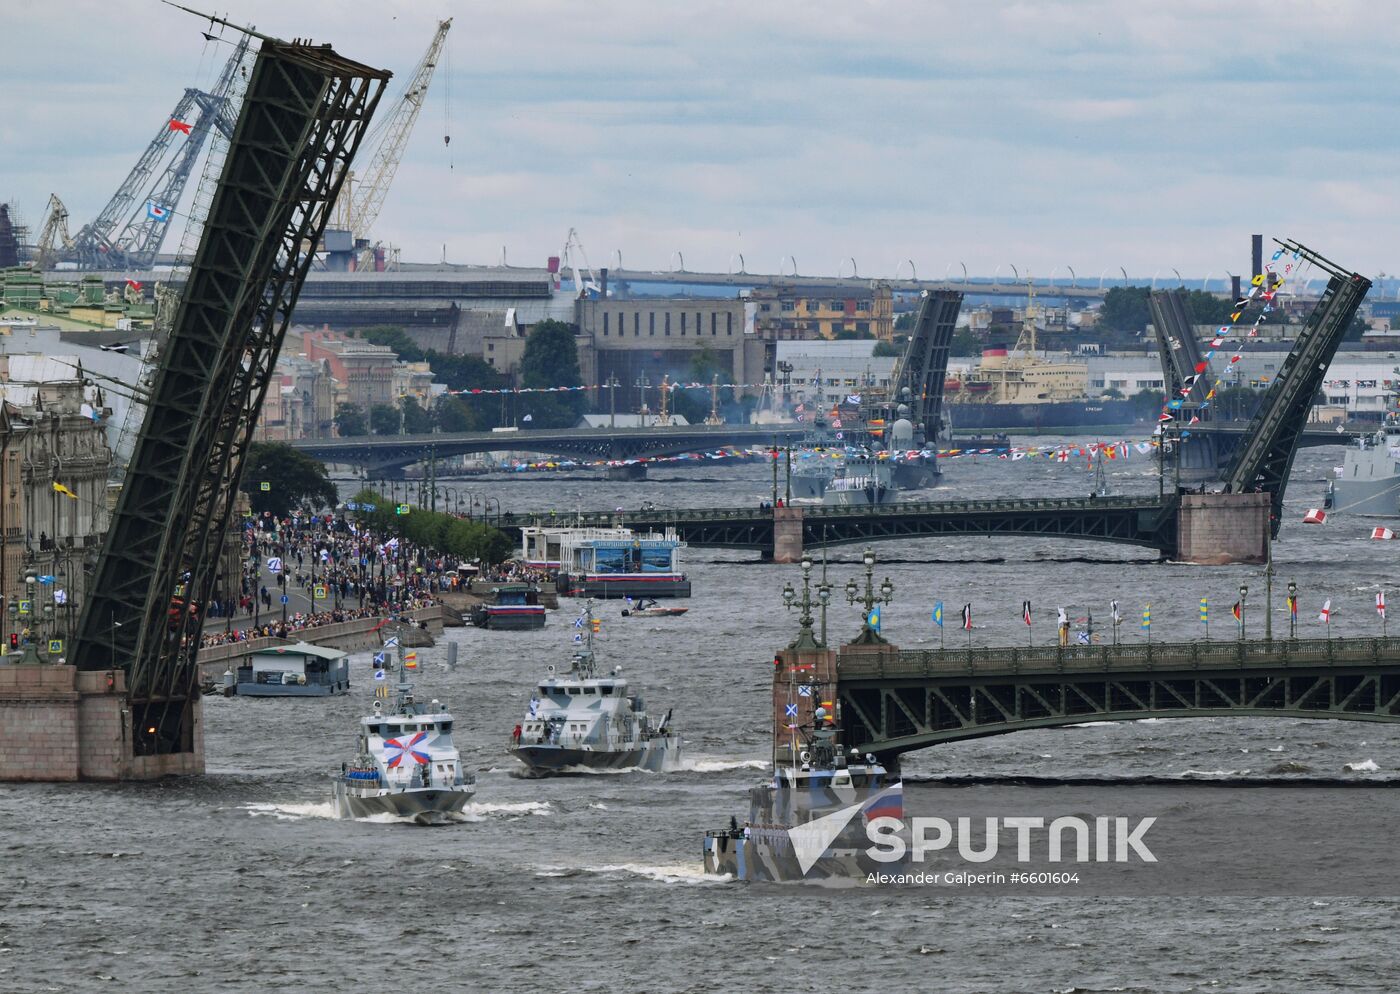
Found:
[1326,416,1400,517]
[332,635,476,825]
[508,601,679,774]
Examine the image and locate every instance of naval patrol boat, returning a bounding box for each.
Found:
[333,632,475,824]
[704,556,904,882]
[508,601,679,774]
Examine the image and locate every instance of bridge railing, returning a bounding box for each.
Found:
[838,635,1400,679]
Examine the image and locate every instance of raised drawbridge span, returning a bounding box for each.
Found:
[69,18,390,771]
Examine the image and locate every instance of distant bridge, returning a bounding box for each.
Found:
[836,635,1400,759]
[290,424,810,475]
[510,494,1184,559]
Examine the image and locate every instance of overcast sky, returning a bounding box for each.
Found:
[7,1,1399,282]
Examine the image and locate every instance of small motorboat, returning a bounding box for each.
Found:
[621,597,689,618]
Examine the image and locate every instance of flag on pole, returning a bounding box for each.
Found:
[146,201,170,222]
[1141,605,1151,630]
[1319,599,1332,624]
[1111,600,1120,624]
[1378,592,1387,620]
[1231,602,1241,622]
[169,118,192,134]
[1057,606,1067,626]
[933,602,943,628]
[961,604,972,631]
[1199,598,1209,625]
[52,481,78,499]
[868,604,882,632]
[1287,594,1297,620]
[1022,601,1032,626]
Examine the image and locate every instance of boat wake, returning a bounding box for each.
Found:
[671,756,769,774]
[535,862,730,886]
[240,800,552,823]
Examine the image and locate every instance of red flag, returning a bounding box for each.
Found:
[169,119,192,134]
[1377,592,1387,621]
[125,279,143,291]
[1232,602,1242,621]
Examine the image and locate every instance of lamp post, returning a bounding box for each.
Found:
[844,547,893,645]
[781,556,822,650]
[1288,580,1297,639]
[1238,583,1248,641]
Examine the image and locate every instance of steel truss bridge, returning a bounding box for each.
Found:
[522,493,1180,557]
[837,636,1400,760]
[290,424,810,475]
[70,22,390,764]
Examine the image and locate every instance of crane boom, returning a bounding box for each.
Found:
[341,18,451,238]
[35,194,72,271]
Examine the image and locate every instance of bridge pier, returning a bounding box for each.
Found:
[1176,492,1269,564]
[0,664,203,781]
[771,506,804,563]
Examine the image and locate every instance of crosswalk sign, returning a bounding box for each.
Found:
[48,639,62,654]
[313,585,327,600]
[260,482,270,492]
[17,600,30,616]
[396,504,410,515]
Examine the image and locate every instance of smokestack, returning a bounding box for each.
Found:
[1251,234,1263,287]
[1231,274,1241,302]
[600,267,608,298]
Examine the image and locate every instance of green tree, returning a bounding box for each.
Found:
[428,352,502,392]
[434,395,476,433]
[350,489,514,564]
[949,327,983,356]
[1099,286,1152,333]
[894,312,916,332]
[334,402,367,437]
[1101,386,1125,399]
[370,403,401,436]
[873,339,903,358]
[517,319,584,427]
[356,325,425,361]
[241,442,337,518]
[400,395,433,434]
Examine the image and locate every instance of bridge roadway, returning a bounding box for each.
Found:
[513,493,1180,558]
[290,424,811,474]
[836,635,1400,760]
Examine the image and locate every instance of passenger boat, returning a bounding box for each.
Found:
[332,635,475,825]
[520,525,692,599]
[469,583,546,630]
[508,602,680,774]
[231,641,349,696]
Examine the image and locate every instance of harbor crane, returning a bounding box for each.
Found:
[34,194,72,271]
[61,34,251,270]
[561,227,602,298]
[323,17,452,271]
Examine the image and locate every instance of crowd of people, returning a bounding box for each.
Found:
[199,511,463,645]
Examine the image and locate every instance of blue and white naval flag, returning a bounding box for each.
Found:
[528,697,539,717]
[373,669,386,682]
[573,615,585,629]
[383,636,399,649]
[798,685,812,697]
[785,703,799,718]
[373,651,386,666]
[572,633,583,644]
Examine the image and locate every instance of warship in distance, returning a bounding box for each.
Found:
[704,553,904,882]
[333,633,475,825]
[1325,415,1400,516]
[508,601,680,774]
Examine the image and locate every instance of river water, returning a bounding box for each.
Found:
[5,438,1400,992]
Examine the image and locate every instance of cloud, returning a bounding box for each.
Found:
[7,0,1400,277]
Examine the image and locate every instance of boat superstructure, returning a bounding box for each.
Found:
[509,601,680,774]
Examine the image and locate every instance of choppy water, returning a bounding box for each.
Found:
[5,439,1400,992]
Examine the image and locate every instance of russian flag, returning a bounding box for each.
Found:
[863,784,903,822]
